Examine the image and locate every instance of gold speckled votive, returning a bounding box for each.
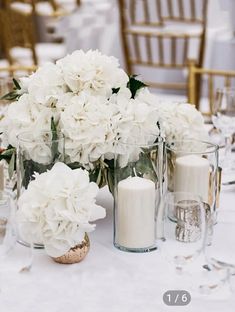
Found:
[52,234,90,264]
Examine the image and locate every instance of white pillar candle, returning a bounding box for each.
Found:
[174,155,210,202]
[117,176,156,249]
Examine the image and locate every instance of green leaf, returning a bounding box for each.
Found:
[21,159,55,188]
[0,148,16,157]
[0,147,16,163]
[8,150,16,179]
[112,87,120,94]
[0,91,20,101]
[0,78,22,101]
[127,76,147,98]
[50,117,59,162]
[51,117,57,140]
[13,78,21,90]
[106,167,115,196]
[67,162,82,170]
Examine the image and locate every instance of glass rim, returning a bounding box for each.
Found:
[116,135,164,148]
[165,191,203,207]
[165,139,219,154]
[17,130,64,143]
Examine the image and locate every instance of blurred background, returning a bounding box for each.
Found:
[0,0,235,117]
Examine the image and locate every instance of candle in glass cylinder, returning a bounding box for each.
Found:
[116,176,156,249]
[174,155,210,202]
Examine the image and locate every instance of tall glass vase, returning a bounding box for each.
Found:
[113,135,163,252]
[16,131,65,248]
[17,131,65,191]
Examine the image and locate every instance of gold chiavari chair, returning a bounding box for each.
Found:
[118,0,208,94]
[0,4,66,66]
[188,62,235,117]
[0,6,38,65]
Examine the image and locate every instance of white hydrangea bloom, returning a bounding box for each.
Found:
[17,162,106,257]
[2,94,56,147]
[56,50,129,96]
[60,92,116,166]
[156,102,208,142]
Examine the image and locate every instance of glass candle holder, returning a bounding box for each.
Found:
[165,140,219,218]
[113,135,164,252]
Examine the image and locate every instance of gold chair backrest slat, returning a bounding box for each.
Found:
[188,63,235,116]
[121,0,207,27]
[125,32,200,67]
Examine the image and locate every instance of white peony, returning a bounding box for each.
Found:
[17,162,106,257]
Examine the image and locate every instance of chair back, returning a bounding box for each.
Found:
[0,5,38,65]
[188,63,235,116]
[119,0,208,92]
[121,0,207,27]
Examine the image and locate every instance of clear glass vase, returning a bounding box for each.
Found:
[165,140,219,225]
[16,131,65,248]
[113,135,164,252]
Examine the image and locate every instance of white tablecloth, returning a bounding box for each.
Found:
[0,184,235,312]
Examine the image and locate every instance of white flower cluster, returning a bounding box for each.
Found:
[1,49,207,169]
[156,101,208,142]
[17,162,106,257]
[2,50,160,168]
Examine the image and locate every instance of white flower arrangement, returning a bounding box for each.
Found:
[17,162,106,257]
[1,51,159,168]
[0,49,207,188]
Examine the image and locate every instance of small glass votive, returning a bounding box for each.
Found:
[113,135,163,252]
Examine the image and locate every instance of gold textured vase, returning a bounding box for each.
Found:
[52,234,90,264]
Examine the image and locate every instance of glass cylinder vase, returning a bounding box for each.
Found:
[17,131,65,192]
[113,135,163,252]
[16,131,65,248]
[165,140,219,218]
